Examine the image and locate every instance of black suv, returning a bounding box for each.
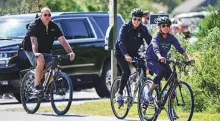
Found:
[0,12,124,102]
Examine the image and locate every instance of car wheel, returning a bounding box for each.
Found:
[95,62,111,98]
[13,93,21,103]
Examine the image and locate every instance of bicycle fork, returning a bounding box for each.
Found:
[126,81,139,109]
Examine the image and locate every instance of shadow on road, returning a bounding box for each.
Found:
[39,113,88,118]
[0,101,19,105]
[0,97,101,105]
[124,119,139,121]
[73,98,100,101]
[38,113,140,121]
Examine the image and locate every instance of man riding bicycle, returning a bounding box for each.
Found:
[145,16,191,119]
[114,8,152,105]
[23,7,75,94]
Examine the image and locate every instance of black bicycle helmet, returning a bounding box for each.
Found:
[131,8,144,17]
[157,16,171,26]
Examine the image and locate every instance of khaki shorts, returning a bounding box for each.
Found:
[25,51,53,67]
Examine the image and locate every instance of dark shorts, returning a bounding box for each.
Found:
[25,51,53,66]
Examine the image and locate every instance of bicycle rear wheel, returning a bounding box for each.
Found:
[50,72,73,115]
[138,78,158,121]
[168,81,194,121]
[110,77,130,119]
[20,70,41,114]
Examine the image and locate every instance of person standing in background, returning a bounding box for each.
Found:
[142,10,152,33]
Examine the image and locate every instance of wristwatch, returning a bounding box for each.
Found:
[124,54,129,57]
[69,52,75,56]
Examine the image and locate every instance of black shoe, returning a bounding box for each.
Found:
[33,85,44,95]
[142,99,149,108]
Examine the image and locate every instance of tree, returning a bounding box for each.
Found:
[151,0,184,13]
[0,0,41,16]
[42,0,82,12]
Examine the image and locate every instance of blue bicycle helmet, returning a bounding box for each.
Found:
[131,8,144,17]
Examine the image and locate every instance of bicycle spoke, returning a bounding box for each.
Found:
[138,80,158,121]
[110,77,130,119]
[50,72,73,115]
[20,71,41,114]
[168,81,194,121]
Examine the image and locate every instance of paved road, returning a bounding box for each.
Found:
[0,88,100,110]
[0,111,142,121]
[0,88,167,121]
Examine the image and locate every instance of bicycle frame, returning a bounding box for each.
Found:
[157,61,180,109]
[39,56,63,94]
[127,66,146,108]
[23,56,62,99]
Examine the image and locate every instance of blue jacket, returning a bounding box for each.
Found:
[146,32,185,60]
[115,21,152,57]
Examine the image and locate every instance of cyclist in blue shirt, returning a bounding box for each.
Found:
[145,16,191,119]
[114,8,152,105]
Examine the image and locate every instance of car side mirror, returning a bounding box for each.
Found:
[105,25,114,50]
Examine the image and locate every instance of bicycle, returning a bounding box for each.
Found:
[110,56,153,119]
[138,59,194,121]
[20,55,73,115]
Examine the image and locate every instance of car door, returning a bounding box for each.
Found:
[52,17,107,76]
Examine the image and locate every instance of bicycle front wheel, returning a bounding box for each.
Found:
[168,81,194,121]
[110,77,130,119]
[50,72,73,115]
[138,78,158,121]
[20,70,41,114]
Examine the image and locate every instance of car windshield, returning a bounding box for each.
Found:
[0,19,30,39]
[180,17,202,26]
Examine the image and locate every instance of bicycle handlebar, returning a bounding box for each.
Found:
[131,57,145,63]
[52,54,70,58]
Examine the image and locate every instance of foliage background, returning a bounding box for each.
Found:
[0,0,185,21]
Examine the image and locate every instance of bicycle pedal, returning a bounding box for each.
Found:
[118,104,124,109]
[116,100,124,107]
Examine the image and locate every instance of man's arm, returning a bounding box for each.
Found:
[151,38,162,59]
[30,37,38,54]
[118,24,128,56]
[58,36,74,54]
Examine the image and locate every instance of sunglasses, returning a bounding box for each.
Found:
[133,18,141,22]
[43,14,51,17]
[161,24,170,28]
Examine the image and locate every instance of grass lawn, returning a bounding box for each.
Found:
[35,100,220,121]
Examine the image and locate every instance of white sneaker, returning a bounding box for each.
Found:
[115,92,123,106]
[144,85,153,101]
[3,94,14,99]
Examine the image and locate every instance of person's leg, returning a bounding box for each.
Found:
[43,53,53,80]
[116,63,122,76]
[25,51,45,92]
[161,63,172,81]
[146,60,168,101]
[161,63,176,99]
[160,63,179,119]
[35,55,45,87]
[147,60,168,88]
[116,55,131,95]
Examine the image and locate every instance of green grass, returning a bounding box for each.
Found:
[35,100,220,121]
